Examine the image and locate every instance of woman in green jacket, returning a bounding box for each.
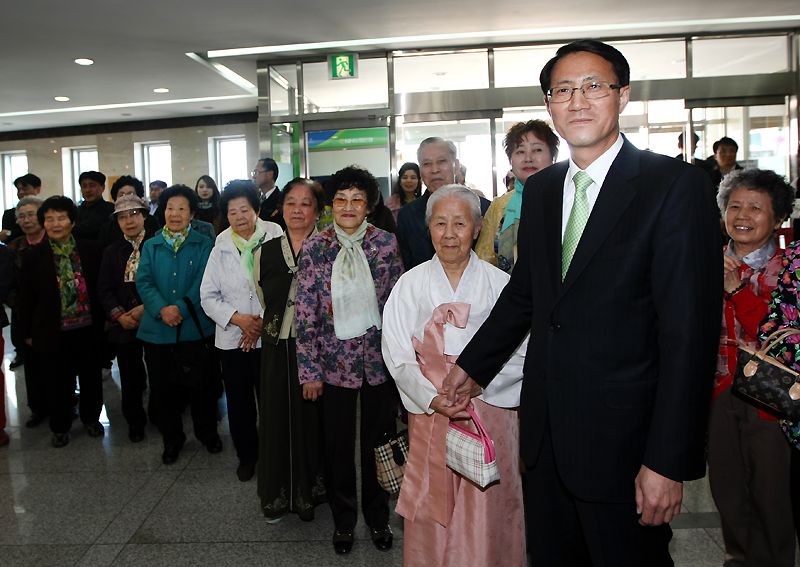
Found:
[136,184,221,465]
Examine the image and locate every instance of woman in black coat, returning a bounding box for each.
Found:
[97,195,158,443]
[18,196,105,448]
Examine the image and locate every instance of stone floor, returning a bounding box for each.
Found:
[0,321,797,567]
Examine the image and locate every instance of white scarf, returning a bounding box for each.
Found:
[331,220,382,340]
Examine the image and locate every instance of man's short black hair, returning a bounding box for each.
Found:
[539,39,630,96]
[713,137,739,154]
[38,195,78,226]
[257,158,279,180]
[78,171,106,186]
[219,179,261,216]
[110,175,145,201]
[150,180,167,189]
[14,173,41,189]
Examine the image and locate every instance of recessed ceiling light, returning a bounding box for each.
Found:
[121,113,132,116]
[433,72,447,76]
[202,106,213,110]
[74,58,94,66]
[54,96,70,102]
[154,88,169,93]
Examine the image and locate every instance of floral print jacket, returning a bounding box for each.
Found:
[295,224,403,389]
[760,242,800,371]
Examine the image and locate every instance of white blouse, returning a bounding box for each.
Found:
[382,250,527,414]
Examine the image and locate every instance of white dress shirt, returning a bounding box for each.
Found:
[561,134,625,241]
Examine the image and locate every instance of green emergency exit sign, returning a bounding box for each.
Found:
[328,53,358,80]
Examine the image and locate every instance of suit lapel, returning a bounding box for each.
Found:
[540,164,567,297]
[557,140,640,301]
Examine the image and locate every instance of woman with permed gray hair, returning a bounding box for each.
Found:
[711,168,796,566]
[294,165,404,554]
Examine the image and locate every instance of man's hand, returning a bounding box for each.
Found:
[303,381,323,401]
[160,305,183,327]
[442,364,481,413]
[635,465,682,526]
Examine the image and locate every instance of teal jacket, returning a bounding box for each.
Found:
[135,229,215,344]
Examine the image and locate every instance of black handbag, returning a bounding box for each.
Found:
[169,297,211,390]
[731,328,800,420]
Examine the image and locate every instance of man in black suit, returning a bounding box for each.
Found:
[445,40,721,565]
[396,137,490,270]
[253,157,285,229]
[1,173,41,244]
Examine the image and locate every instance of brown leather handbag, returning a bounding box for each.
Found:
[731,328,800,420]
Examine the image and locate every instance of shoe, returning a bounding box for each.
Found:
[264,513,286,524]
[128,427,145,443]
[236,463,255,482]
[162,445,182,465]
[84,422,105,438]
[0,430,9,447]
[370,525,393,551]
[205,437,223,454]
[9,357,23,369]
[71,407,79,421]
[332,529,354,554]
[25,413,47,428]
[52,432,70,448]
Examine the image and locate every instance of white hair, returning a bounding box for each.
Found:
[425,184,482,227]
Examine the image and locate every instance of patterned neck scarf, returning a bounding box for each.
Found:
[162,225,191,252]
[231,223,266,283]
[331,219,382,340]
[123,228,146,282]
[496,178,525,273]
[49,235,90,325]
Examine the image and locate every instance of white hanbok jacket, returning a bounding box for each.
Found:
[381,250,527,414]
[200,218,283,350]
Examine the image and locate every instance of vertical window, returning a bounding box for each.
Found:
[142,143,172,187]
[61,146,98,203]
[1,151,28,210]
[210,136,247,188]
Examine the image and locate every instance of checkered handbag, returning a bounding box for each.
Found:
[374,429,409,493]
[445,406,500,488]
[731,328,800,420]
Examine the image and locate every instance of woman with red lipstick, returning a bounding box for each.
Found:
[295,166,403,554]
[475,120,559,273]
[710,168,795,567]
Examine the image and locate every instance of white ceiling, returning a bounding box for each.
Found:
[0,0,797,134]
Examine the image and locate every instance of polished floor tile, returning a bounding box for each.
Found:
[1,323,797,566]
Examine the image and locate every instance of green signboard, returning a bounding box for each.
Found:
[307,128,388,149]
[328,53,358,80]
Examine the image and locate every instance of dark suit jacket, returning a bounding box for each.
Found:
[18,237,105,353]
[457,138,722,503]
[2,207,23,241]
[259,189,286,229]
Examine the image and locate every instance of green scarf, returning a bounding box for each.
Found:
[231,223,266,283]
[331,219,382,340]
[49,235,88,322]
[162,225,191,252]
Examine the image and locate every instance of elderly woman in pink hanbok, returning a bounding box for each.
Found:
[381,184,527,567]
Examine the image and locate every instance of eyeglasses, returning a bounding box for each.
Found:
[332,196,366,208]
[16,213,38,221]
[251,169,267,177]
[117,211,142,220]
[546,81,622,103]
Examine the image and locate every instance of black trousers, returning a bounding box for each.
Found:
[115,339,148,430]
[321,380,394,532]
[218,347,261,466]
[22,342,47,415]
[527,420,674,567]
[143,340,219,448]
[42,326,103,434]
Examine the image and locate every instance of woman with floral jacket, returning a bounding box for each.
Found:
[295,166,403,555]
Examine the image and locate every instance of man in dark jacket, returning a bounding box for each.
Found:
[73,171,115,241]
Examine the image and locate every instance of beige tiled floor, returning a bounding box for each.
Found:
[0,322,797,567]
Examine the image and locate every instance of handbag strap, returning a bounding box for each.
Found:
[175,296,207,345]
[465,406,496,462]
[758,328,800,357]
